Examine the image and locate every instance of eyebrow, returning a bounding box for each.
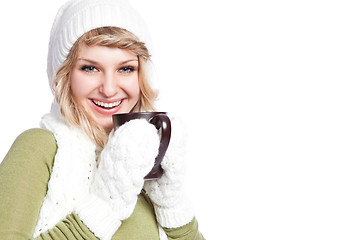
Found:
[77,58,139,65]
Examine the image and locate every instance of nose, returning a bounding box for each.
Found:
[100,73,118,97]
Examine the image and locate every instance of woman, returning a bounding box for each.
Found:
[0,0,204,239]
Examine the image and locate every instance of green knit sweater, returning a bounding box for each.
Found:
[0,128,204,240]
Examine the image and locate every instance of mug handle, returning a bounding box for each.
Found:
[144,114,171,180]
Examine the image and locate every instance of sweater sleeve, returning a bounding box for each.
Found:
[0,128,97,240]
[163,217,205,240]
[34,213,98,240]
[0,128,205,240]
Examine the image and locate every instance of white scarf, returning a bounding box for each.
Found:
[33,106,97,237]
[33,105,167,239]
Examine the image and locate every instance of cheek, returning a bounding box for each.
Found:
[125,77,141,100]
[132,82,141,100]
[70,72,92,101]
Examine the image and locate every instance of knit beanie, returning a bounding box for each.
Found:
[47,0,153,91]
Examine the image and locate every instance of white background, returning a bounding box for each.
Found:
[1,0,360,239]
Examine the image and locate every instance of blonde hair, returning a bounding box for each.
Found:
[52,27,158,148]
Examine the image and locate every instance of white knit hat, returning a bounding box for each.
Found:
[47,0,153,90]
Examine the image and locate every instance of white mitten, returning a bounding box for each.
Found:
[75,119,160,240]
[144,117,195,228]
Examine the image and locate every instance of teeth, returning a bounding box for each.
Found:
[93,100,122,109]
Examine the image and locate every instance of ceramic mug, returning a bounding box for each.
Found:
[112,112,171,180]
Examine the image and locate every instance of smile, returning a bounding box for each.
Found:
[92,99,122,109]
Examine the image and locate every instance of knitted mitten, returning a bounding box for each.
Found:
[75,119,160,240]
[144,117,195,228]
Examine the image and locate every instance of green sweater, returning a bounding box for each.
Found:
[0,128,204,240]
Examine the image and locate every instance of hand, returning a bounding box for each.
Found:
[144,117,194,228]
[94,118,160,217]
[75,119,160,240]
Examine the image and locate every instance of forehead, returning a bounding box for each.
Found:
[76,42,138,63]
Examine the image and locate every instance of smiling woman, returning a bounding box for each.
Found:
[70,43,141,132]
[54,27,157,147]
[0,0,204,239]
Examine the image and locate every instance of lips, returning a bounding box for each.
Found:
[92,99,122,109]
[90,98,124,115]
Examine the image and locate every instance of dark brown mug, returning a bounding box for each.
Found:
[112,112,171,180]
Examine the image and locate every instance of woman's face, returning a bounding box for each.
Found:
[70,42,141,131]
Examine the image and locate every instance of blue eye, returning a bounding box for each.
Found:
[81,65,97,72]
[119,66,135,73]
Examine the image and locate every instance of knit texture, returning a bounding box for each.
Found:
[34,105,98,237]
[76,118,161,240]
[47,0,152,90]
[144,117,195,228]
[91,119,160,219]
[34,105,161,240]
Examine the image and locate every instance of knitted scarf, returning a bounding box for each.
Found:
[32,105,167,239]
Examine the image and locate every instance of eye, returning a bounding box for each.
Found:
[119,66,136,73]
[81,65,98,73]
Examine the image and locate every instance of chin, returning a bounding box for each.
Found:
[94,119,114,131]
